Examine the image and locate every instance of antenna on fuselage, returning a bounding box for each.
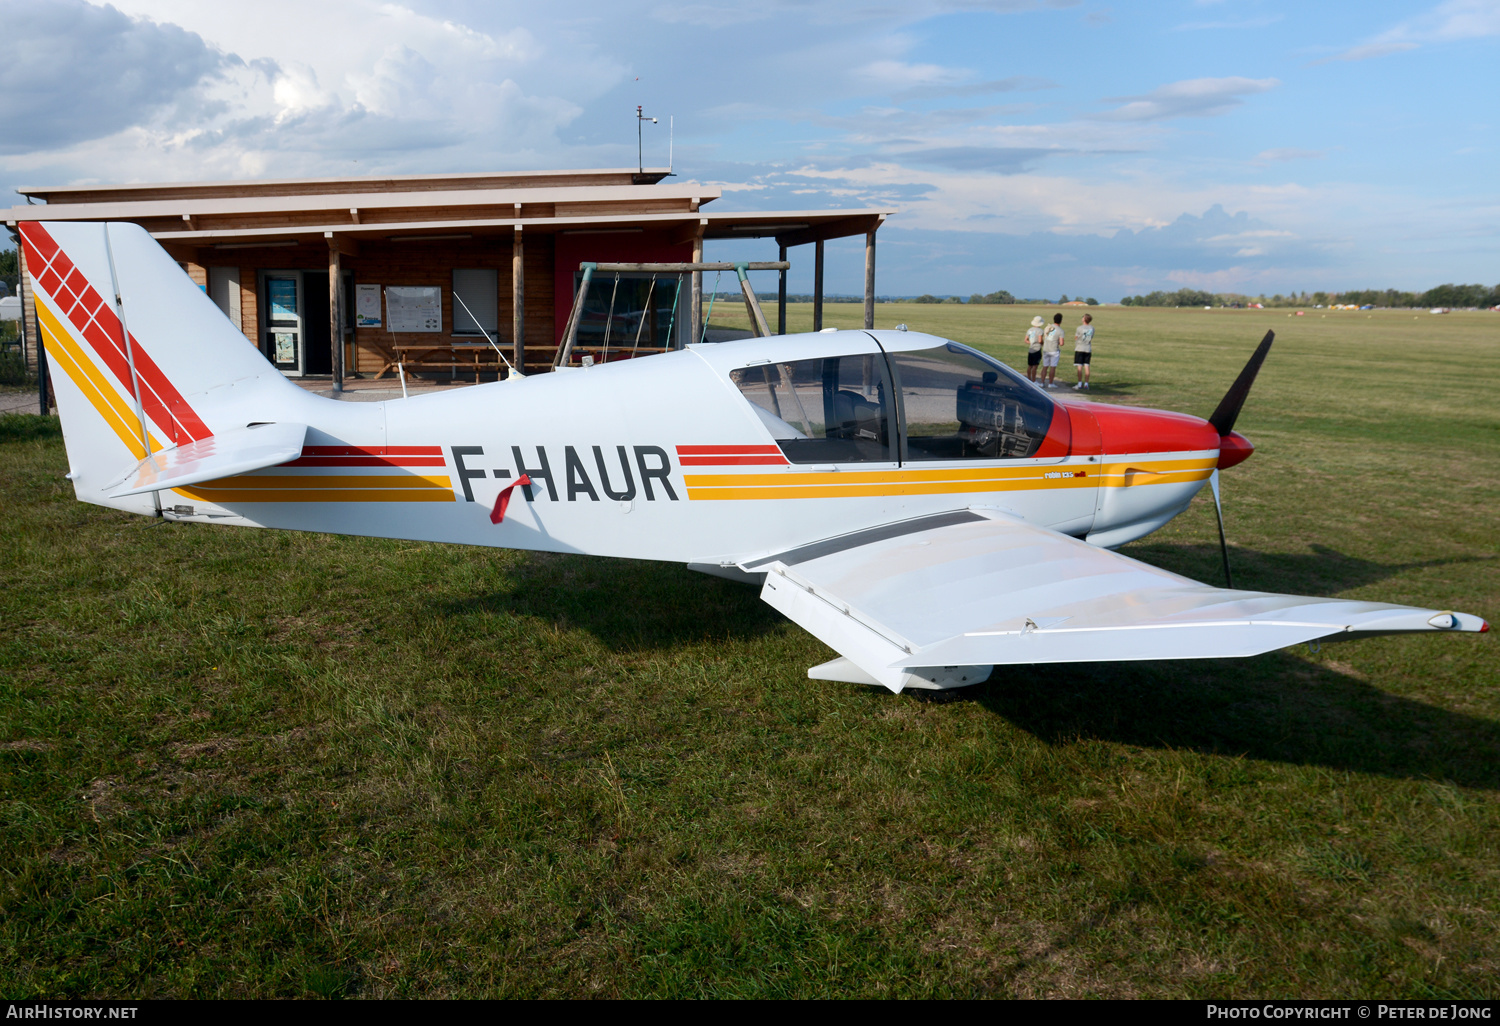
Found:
[453,290,522,379]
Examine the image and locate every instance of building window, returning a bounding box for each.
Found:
[452,268,498,337]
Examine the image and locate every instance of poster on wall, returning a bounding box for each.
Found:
[355,284,382,328]
[386,286,441,332]
[273,332,297,366]
[268,278,298,323]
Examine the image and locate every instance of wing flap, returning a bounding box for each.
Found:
[107,422,308,498]
[747,510,1485,691]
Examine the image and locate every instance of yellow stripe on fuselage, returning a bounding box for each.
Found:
[682,456,1216,500]
[35,297,160,460]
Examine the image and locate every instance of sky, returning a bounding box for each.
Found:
[1,0,1496,300]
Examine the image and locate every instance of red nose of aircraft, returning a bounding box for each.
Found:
[1215,431,1254,469]
[1071,402,1219,454]
[1064,402,1252,467]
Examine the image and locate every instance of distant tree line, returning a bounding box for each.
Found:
[909,290,1099,305]
[1122,283,1500,309]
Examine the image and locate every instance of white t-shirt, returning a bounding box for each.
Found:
[1074,324,1094,352]
[1042,325,1064,354]
[1025,327,1044,352]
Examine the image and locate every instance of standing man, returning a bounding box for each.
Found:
[1024,315,1045,382]
[1072,313,1094,391]
[1041,312,1065,388]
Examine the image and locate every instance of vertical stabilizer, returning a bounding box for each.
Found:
[19,221,305,509]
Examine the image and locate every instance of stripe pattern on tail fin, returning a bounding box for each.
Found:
[20,222,211,448]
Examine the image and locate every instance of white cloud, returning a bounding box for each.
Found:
[1324,0,1500,61]
[855,60,1055,99]
[1206,230,1296,242]
[1092,77,1279,121]
[0,0,230,154]
[1256,148,1325,162]
[1322,42,1420,62]
[3,0,609,183]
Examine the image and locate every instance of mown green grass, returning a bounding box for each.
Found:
[1,305,1496,998]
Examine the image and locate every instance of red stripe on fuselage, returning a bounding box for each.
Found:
[676,443,789,466]
[282,444,446,467]
[19,223,212,444]
[676,445,784,455]
[678,455,790,466]
[284,456,448,467]
[302,445,443,456]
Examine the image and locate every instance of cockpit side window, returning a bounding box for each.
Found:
[729,355,894,463]
[890,343,1055,460]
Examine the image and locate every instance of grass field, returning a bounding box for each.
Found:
[1,304,1497,998]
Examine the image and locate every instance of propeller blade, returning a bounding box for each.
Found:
[1209,469,1233,589]
[1207,330,1274,437]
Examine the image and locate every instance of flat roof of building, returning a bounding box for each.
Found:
[4,168,892,248]
[15,167,676,203]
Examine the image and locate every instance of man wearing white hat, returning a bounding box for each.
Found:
[1024,315,1045,383]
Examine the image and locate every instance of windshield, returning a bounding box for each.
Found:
[889,342,1056,460]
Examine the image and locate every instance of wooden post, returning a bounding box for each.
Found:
[512,226,525,373]
[35,300,49,415]
[328,243,343,394]
[777,243,787,336]
[737,266,771,337]
[556,264,595,368]
[17,236,34,374]
[813,240,824,332]
[864,226,877,330]
[18,238,48,412]
[690,231,703,347]
[13,249,27,370]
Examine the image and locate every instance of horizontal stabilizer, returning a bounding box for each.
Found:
[747,509,1486,692]
[107,422,308,498]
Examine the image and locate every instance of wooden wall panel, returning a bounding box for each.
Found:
[523,233,554,370]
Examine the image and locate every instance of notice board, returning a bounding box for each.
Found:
[386,286,441,332]
[355,284,382,328]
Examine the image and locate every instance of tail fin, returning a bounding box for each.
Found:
[20,221,301,511]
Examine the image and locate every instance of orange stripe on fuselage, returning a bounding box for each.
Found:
[175,473,456,504]
[682,456,1216,500]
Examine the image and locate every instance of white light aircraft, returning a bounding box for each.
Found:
[20,222,1488,692]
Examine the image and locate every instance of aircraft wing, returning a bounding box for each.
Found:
[106,422,308,498]
[743,510,1486,692]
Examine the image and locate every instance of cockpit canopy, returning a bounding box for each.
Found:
[730,340,1056,464]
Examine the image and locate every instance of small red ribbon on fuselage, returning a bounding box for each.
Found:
[490,474,532,524]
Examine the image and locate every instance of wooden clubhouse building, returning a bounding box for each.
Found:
[3,168,891,389]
